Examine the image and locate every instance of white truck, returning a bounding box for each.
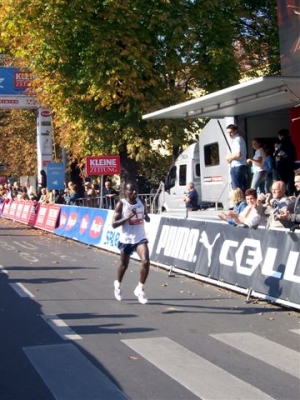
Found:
[144,77,300,212]
[160,118,231,211]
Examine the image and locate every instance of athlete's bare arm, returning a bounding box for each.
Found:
[112,201,136,229]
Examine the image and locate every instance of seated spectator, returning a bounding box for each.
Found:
[226,188,263,228]
[258,181,294,229]
[103,180,118,209]
[183,182,198,211]
[27,185,37,198]
[47,189,54,204]
[54,190,64,204]
[2,183,9,195]
[29,191,38,202]
[218,188,247,226]
[277,172,300,228]
[39,188,48,203]
[0,188,5,204]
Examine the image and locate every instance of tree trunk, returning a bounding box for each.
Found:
[119,149,138,197]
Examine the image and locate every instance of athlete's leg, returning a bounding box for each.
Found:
[117,252,130,283]
[135,242,150,284]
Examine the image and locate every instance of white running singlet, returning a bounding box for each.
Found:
[119,198,146,244]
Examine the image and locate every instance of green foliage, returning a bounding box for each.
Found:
[0,0,280,185]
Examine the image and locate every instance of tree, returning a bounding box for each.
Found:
[0,0,280,189]
[0,109,37,178]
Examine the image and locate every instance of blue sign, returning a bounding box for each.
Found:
[0,67,32,95]
[47,162,65,190]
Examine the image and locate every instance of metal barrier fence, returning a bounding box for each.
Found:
[74,193,159,213]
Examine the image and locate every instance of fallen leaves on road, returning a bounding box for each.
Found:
[129,356,139,361]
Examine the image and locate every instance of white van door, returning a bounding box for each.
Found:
[163,162,187,210]
[160,142,202,211]
[199,119,231,207]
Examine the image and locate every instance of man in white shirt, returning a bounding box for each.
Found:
[226,124,248,192]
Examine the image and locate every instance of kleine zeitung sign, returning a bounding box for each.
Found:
[86,156,120,175]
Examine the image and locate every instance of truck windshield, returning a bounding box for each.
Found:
[165,165,176,190]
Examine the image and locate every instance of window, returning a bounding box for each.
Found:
[179,164,187,186]
[195,163,200,177]
[204,142,220,166]
[166,166,176,189]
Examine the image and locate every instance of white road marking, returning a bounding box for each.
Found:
[122,337,274,400]
[290,329,300,335]
[10,282,35,298]
[13,240,38,250]
[23,343,129,400]
[210,332,300,379]
[19,252,39,263]
[41,314,82,340]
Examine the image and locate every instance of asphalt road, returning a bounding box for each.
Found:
[0,217,299,400]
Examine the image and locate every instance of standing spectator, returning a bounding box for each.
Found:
[68,183,80,205]
[272,139,281,181]
[85,182,97,207]
[247,138,266,193]
[263,144,275,194]
[112,182,150,304]
[183,182,199,211]
[40,169,47,188]
[103,180,118,209]
[12,182,21,199]
[20,186,30,201]
[226,124,248,191]
[38,170,47,198]
[92,179,100,194]
[274,129,297,195]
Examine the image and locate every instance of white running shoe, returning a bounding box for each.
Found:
[134,285,148,304]
[114,280,123,301]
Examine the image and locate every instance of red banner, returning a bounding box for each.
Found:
[86,156,120,175]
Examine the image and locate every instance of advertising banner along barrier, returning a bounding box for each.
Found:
[54,205,109,246]
[2,200,300,309]
[151,217,300,306]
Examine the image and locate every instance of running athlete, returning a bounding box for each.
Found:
[112,182,150,304]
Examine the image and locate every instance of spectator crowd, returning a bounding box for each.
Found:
[219,125,300,230]
[0,176,119,210]
[1,125,299,231]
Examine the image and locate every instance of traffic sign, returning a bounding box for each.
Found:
[47,162,65,190]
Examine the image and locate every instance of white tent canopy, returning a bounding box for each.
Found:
[142,76,300,120]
